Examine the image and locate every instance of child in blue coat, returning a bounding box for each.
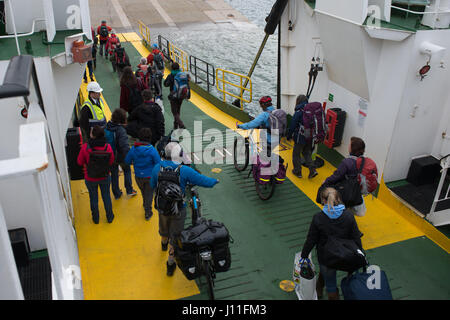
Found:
[124,128,161,220]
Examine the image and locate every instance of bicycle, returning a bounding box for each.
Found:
[187,184,216,300]
[233,128,276,200]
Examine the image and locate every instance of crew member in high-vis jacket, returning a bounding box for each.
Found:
[79,81,107,142]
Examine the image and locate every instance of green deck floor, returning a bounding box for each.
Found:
[92,39,450,300]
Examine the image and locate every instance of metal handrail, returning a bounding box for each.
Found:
[158,35,171,62]
[189,55,215,92]
[138,20,151,45]
[216,68,252,110]
[169,41,189,72]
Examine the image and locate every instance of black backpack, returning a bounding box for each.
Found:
[127,85,143,112]
[153,53,164,71]
[99,25,109,38]
[115,48,126,67]
[155,165,184,216]
[156,130,174,158]
[86,144,111,178]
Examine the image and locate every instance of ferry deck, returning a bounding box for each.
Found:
[70,31,450,300]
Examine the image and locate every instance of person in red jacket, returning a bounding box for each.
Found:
[146,44,165,71]
[97,20,112,57]
[105,31,120,60]
[77,126,115,224]
[120,66,144,113]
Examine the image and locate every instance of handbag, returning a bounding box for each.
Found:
[321,235,367,272]
[316,177,362,207]
[332,176,363,207]
[293,252,317,300]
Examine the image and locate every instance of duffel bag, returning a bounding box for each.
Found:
[341,265,393,300]
[179,218,230,250]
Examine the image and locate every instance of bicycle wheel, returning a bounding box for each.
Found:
[255,176,276,201]
[203,260,215,300]
[233,136,249,172]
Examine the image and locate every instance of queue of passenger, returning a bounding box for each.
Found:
[77,36,217,276]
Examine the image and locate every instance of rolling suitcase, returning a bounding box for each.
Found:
[330,108,346,148]
[65,127,84,180]
[341,266,393,300]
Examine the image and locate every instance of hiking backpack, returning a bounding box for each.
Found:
[108,37,119,55]
[268,109,287,137]
[86,144,111,178]
[356,157,378,195]
[104,128,117,160]
[115,48,126,67]
[302,102,327,144]
[173,72,191,100]
[99,25,109,38]
[155,165,184,216]
[153,53,164,71]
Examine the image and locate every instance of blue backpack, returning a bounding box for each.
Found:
[173,72,190,100]
[104,128,117,159]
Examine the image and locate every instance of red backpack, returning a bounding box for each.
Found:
[356,157,378,195]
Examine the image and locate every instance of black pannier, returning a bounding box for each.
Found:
[174,218,232,280]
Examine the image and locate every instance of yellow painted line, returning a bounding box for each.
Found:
[377,180,450,253]
[126,32,444,252]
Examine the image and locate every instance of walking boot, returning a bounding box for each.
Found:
[327,289,340,300]
[316,272,324,299]
[308,167,318,179]
[292,169,302,178]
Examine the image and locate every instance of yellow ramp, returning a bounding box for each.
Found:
[72,176,199,299]
[73,69,199,299]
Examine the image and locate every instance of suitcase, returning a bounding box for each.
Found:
[341,266,393,300]
[330,108,346,148]
[65,127,84,180]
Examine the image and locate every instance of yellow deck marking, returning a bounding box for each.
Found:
[127,33,431,251]
[73,61,200,299]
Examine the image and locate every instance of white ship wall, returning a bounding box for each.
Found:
[281,1,450,183]
[0,61,46,250]
[0,56,85,299]
[383,29,450,182]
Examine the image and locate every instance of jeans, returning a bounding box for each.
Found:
[110,163,133,197]
[135,177,154,214]
[85,177,114,222]
[319,264,338,293]
[293,143,314,173]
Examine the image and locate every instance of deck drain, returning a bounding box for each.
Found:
[279,280,295,292]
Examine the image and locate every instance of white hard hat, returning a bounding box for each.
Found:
[87,81,103,93]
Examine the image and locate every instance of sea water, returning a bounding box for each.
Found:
[157,1,278,118]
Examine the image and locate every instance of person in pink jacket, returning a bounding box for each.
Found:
[77,126,116,224]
